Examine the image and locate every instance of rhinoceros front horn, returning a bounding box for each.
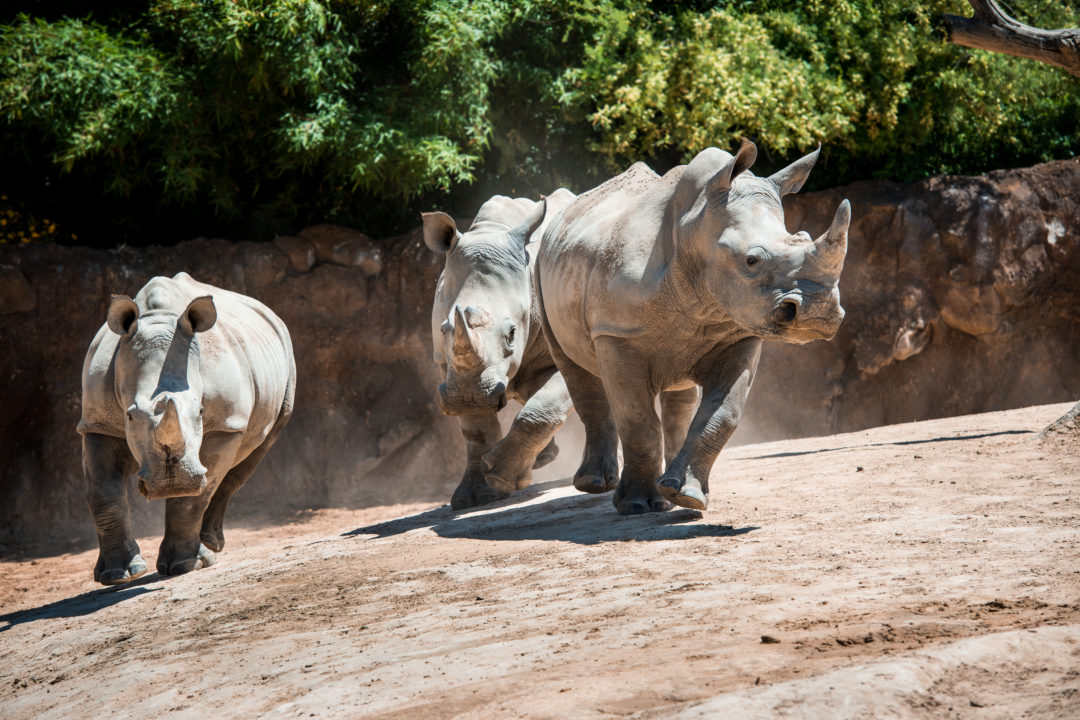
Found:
[809,199,851,277]
[452,306,481,366]
[155,396,185,451]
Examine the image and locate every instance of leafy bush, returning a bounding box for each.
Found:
[0,1,1077,246]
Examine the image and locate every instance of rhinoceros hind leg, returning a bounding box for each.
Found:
[451,470,508,510]
[532,438,559,469]
[201,412,292,553]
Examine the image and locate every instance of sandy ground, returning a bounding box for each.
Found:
[2,402,1079,719]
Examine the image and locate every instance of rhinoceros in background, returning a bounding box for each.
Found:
[424,190,576,509]
[78,272,296,583]
[536,140,849,514]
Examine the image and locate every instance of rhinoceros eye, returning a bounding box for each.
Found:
[506,325,516,347]
[745,256,758,266]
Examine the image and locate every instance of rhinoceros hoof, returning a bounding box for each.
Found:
[573,454,619,494]
[532,440,559,469]
[451,475,508,510]
[612,484,672,515]
[95,555,149,586]
[157,544,216,576]
[658,476,709,511]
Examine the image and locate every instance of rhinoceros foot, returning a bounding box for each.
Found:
[532,439,559,469]
[657,471,709,511]
[573,452,619,494]
[157,543,216,576]
[94,554,149,586]
[612,481,672,515]
[451,471,509,510]
[482,444,535,494]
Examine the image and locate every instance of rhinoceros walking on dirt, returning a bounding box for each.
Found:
[78,272,296,583]
[424,191,576,509]
[536,140,849,514]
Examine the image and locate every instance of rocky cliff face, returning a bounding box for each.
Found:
[2,159,1077,547]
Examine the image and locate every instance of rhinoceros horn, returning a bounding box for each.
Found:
[452,305,482,366]
[155,396,185,451]
[808,199,851,277]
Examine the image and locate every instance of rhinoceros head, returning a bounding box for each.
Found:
[680,140,849,344]
[423,198,547,415]
[107,293,216,499]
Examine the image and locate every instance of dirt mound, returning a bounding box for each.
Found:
[2,403,1078,719]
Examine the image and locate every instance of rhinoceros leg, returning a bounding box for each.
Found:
[157,432,241,575]
[482,367,572,494]
[660,387,699,468]
[451,412,508,510]
[593,339,672,515]
[83,433,148,585]
[201,410,292,553]
[533,438,559,469]
[658,338,762,510]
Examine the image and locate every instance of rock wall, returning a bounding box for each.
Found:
[2,159,1078,548]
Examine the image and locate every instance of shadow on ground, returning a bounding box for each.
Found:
[344,478,758,545]
[743,429,1032,460]
[0,574,163,632]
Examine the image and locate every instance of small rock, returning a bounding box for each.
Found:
[856,466,864,472]
[760,635,781,644]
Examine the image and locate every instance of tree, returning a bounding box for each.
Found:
[944,0,1080,78]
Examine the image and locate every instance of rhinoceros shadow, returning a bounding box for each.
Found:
[0,576,163,632]
[344,478,758,545]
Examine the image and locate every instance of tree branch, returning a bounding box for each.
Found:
[944,0,1080,78]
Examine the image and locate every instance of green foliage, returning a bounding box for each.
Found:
[0,1,1078,245]
[559,0,1080,182]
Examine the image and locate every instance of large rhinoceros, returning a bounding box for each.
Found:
[78,272,296,583]
[423,191,575,509]
[536,140,849,514]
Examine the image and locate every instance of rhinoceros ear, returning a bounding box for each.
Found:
[180,295,217,335]
[509,197,547,247]
[769,144,821,197]
[422,211,460,254]
[107,295,139,337]
[706,138,757,197]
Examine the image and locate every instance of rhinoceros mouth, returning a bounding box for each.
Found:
[136,473,208,500]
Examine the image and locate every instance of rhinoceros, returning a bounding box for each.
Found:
[78,272,296,583]
[423,191,576,509]
[536,140,849,514]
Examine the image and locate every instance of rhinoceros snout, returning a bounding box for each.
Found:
[773,300,799,326]
[135,468,208,500]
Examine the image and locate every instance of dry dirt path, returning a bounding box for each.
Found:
[2,403,1079,719]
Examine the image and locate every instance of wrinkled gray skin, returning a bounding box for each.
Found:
[536,140,850,514]
[78,272,296,584]
[425,191,576,509]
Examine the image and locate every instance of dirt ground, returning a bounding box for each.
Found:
[2,402,1079,719]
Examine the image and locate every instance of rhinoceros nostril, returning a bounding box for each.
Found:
[777,300,798,325]
[496,393,507,411]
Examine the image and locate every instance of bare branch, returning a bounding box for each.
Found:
[944,0,1080,78]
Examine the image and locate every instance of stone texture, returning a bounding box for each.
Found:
[1,158,1079,547]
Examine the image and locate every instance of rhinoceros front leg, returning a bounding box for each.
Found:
[594,339,672,515]
[158,432,241,575]
[451,412,508,510]
[83,434,147,585]
[482,368,572,494]
[659,338,762,510]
